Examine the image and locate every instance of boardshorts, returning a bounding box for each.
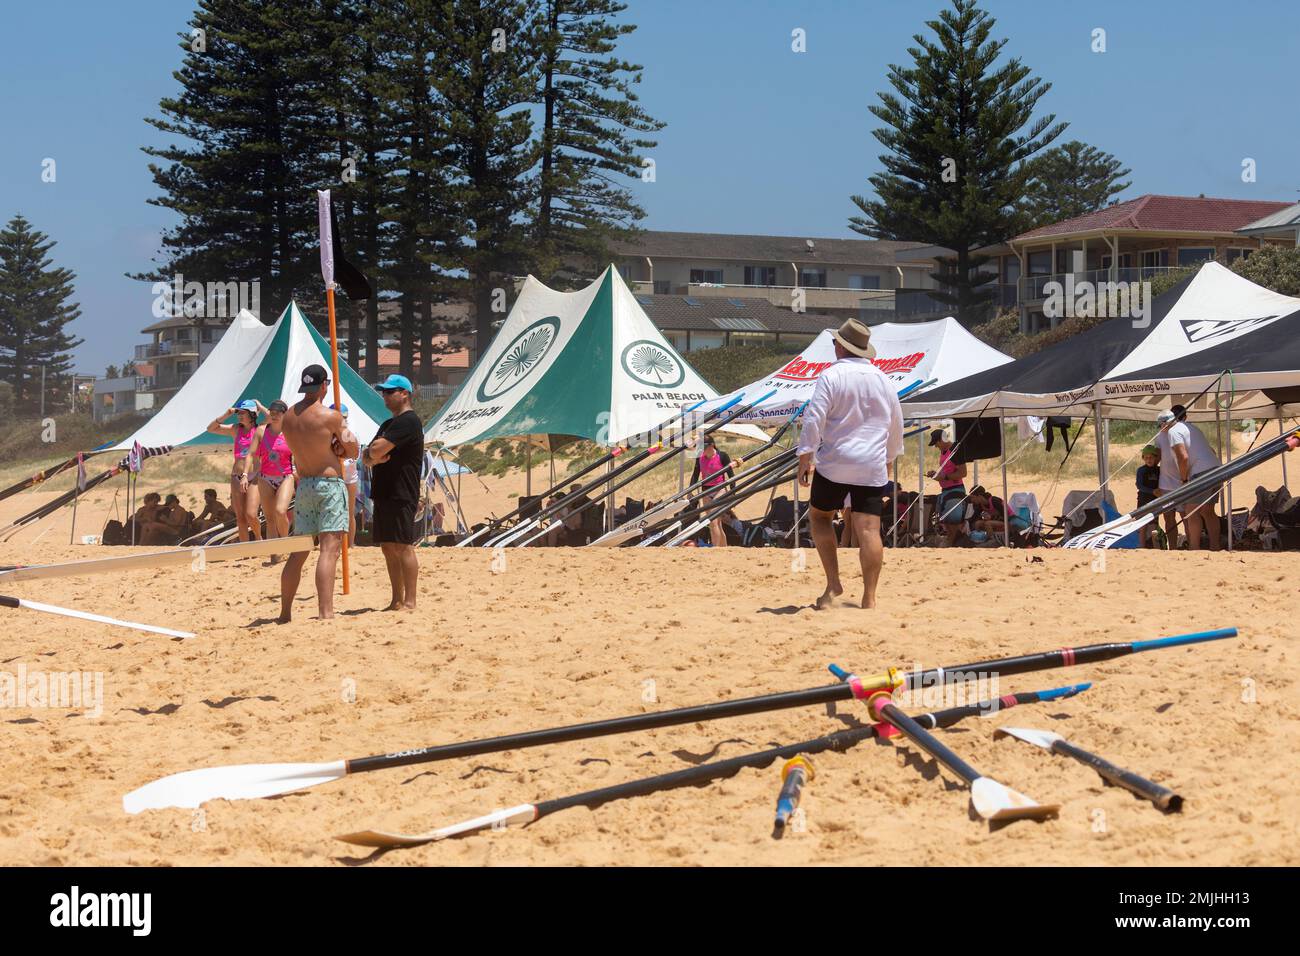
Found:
[373,499,418,545]
[294,476,349,535]
[810,472,887,516]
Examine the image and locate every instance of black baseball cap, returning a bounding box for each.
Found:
[299,364,328,392]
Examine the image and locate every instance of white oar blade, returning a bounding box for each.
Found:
[123,760,347,814]
[18,598,196,638]
[969,776,1058,822]
[993,726,1063,750]
[336,804,538,848]
[589,526,643,548]
[1063,513,1152,550]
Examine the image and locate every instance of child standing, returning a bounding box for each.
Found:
[1136,444,1162,548]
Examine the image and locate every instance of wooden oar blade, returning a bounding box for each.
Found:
[969,776,1058,822]
[336,804,538,848]
[123,760,347,814]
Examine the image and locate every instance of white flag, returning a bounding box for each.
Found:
[317,189,335,290]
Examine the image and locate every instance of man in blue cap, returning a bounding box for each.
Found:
[362,374,423,609]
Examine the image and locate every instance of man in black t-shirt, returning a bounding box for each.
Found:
[362,374,424,610]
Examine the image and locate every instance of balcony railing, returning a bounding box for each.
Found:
[1019,266,1185,303]
[134,341,199,360]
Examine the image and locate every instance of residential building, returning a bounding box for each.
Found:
[999,194,1295,333]
[134,315,225,404]
[609,230,950,328]
[91,374,156,423]
[634,294,831,352]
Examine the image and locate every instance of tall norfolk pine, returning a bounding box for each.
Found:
[139,0,660,375]
[850,0,1066,324]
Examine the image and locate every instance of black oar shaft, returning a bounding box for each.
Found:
[533,692,1019,820]
[345,683,854,775]
[340,629,1232,778]
[874,701,982,785]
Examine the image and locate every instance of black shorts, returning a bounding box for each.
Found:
[373,499,418,545]
[810,472,887,516]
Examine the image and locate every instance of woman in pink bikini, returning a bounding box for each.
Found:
[206,400,262,542]
[248,399,296,562]
[690,435,734,548]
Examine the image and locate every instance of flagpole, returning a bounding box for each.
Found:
[326,283,350,595]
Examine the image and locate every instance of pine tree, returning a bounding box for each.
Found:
[0,215,84,410]
[1017,140,1131,230]
[533,0,661,282]
[849,0,1066,323]
[139,0,342,315]
[431,0,544,356]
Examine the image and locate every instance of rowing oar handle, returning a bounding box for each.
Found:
[0,595,18,608]
[872,699,982,786]
[1051,740,1183,812]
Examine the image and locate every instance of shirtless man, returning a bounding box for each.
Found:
[277,364,359,621]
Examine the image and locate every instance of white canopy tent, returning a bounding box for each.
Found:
[110,304,391,451]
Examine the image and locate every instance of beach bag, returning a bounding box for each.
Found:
[101,519,128,546]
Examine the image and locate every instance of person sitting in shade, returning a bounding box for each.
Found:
[195,488,235,532]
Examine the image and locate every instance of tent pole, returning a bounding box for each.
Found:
[130,472,136,546]
[69,486,79,546]
[917,432,926,544]
[791,422,801,548]
[892,455,899,549]
[678,438,685,493]
[1093,402,1109,506]
[526,440,532,500]
[605,459,613,534]
[1281,410,1290,488]
[1224,402,1233,551]
[999,414,1010,549]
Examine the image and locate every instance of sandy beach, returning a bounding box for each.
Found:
[0,443,1296,866]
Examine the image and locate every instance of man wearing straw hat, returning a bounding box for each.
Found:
[797,319,904,609]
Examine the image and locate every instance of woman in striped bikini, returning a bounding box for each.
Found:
[249,399,296,563]
[206,400,262,542]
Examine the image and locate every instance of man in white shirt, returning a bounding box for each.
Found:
[1154,404,1221,550]
[797,320,904,609]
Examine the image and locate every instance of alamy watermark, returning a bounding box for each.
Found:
[151,273,260,319]
[1043,274,1151,328]
[1,663,103,718]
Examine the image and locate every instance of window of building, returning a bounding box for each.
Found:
[690,268,724,285]
[690,332,725,351]
[1141,249,1168,269]
[743,266,777,286]
[653,280,671,295]
[799,268,827,288]
[201,327,214,343]
[848,274,881,290]
[1027,251,1052,275]
[1225,247,1254,263]
[729,332,775,347]
[176,360,194,379]
[1177,247,1215,266]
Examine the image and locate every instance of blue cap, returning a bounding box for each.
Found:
[235,400,258,412]
[331,403,350,416]
[376,374,413,393]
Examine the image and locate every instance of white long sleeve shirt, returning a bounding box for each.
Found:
[796,357,904,486]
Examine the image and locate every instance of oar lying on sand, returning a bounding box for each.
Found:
[0,535,313,582]
[0,594,196,638]
[334,681,1089,848]
[121,629,1225,814]
[994,726,1184,812]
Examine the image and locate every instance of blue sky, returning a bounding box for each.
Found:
[1,0,1296,374]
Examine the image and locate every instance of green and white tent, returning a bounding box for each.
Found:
[110,303,391,450]
[425,266,718,448]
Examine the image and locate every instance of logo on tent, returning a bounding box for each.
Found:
[871,351,925,377]
[774,358,833,381]
[478,317,560,402]
[621,340,684,388]
[1179,315,1280,344]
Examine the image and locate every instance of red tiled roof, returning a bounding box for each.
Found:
[376,347,471,369]
[1013,195,1293,241]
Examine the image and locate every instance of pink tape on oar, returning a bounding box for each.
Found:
[1060,647,1076,667]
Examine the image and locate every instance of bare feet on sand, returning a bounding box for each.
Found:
[861,592,876,610]
[815,584,843,609]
